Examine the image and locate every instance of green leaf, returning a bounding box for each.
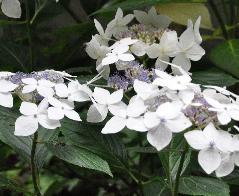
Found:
[192,68,239,86]
[0,106,53,169]
[93,0,206,15]
[0,174,28,193]
[46,132,113,177]
[159,134,191,182]
[59,119,127,169]
[156,3,213,29]
[179,176,230,196]
[210,39,239,78]
[142,177,170,196]
[0,43,29,72]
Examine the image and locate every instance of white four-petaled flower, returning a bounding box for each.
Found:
[47,97,82,121]
[15,99,61,136]
[87,87,123,122]
[22,78,55,98]
[102,97,148,133]
[184,123,232,174]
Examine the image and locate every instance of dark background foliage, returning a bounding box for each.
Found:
[1,0,239,195]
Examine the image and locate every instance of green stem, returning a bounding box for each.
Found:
[31,132,41,196]
[172,144,189,196]
[138,135,144,196]
[208,0,229,40]
[24,0,34,71]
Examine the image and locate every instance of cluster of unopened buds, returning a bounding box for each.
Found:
[1,7,239,178]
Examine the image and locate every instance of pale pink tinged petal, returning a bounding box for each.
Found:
[233,152,239,167]
[154,15,171,29]
[160,30,179,56]
[107,89,123,105]
[202,89,216,98]
[0,92,13,108]
[179,26,195,49]
[217,112,231,125]
[101,116,126,134]
[37,114,61,129]
[47,107,64,120]
[48,97,62,108]
[102,54,118,65]
[69,91,90,102]
[133,10,148,24]
[38,79,55,88]
[95,103,108,121]
[166,114,192,133]
[14,116,38,136]
[59,99,74,110]
[112,44,129,54]
[115,8,123,19]
[20,102,38,115]
[0,80,18,92]
[155,70,172,80]
[204,96,223,108]
[37,86,54,98]
[144,112,160,129]
[68,81,79,92]
[37,98,49,114]
[178,89,194,105]
[146,44,160,58]
[0,72,15,77]
[94,19,105,35]
[22,84,36,94]
[64,110,82,121]
[1,0,21,18]
[127,98,146,117]
[184,130,209,150]
[119,53,135,62]
[202,122,219,140]
[21,78,37,85]
[214,130,233,153]
[119,38,138,45]
[186,43,205,61]
[87,104,103,123]
[126,117,148,132]
[194,16,202,44]
[152,78,171,87]
[155,56,169,71]
[55,83,68,98]
[215,157,234,177]
[228,108,239,121]
[172,54,191,74]
[93,87,110,105]
[131,41,147,57]
[198,148,221,174]
[87,104,108,123]
[147,125,172,151]
[122,14,134,25]
[133,80,159,100]
[156,102,181,119]
[108,101,127,118]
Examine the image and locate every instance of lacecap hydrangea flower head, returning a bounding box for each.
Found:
[1,7,239,178]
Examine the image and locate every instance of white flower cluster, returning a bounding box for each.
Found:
[1,7,239,178]
[85,7,205,78]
